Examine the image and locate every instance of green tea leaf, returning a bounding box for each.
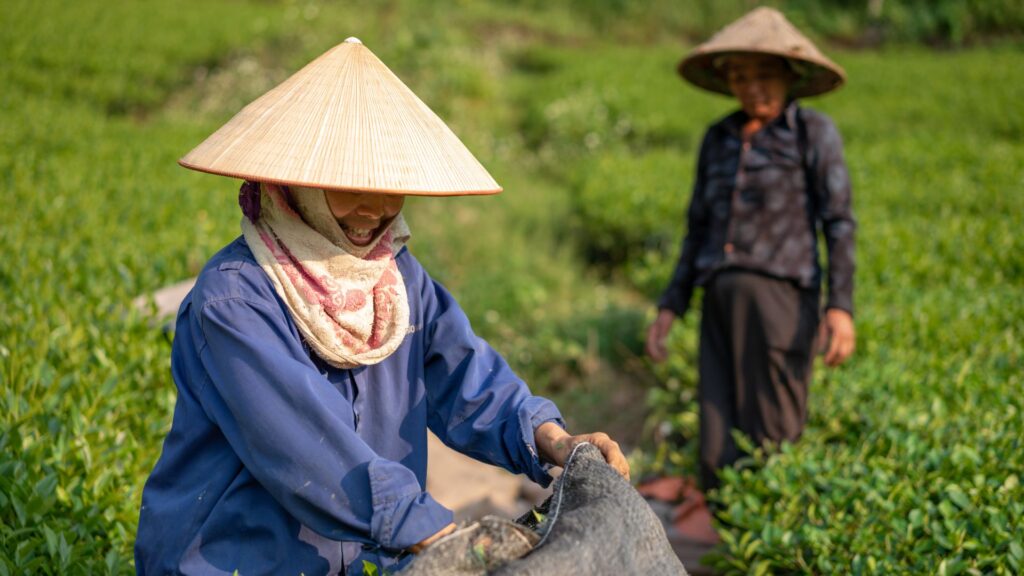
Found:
[946,485,971,510]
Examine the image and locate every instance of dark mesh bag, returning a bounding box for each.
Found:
[402,443,689,576]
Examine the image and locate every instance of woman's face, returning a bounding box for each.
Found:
[324,190,405,246]
[724,55,794,123]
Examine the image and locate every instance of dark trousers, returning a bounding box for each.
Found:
[698,270,819,491]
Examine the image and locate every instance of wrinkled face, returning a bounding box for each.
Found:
[724,54,794,123]
[324,190,405,246]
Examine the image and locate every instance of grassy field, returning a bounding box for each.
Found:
[1,0,1022,573]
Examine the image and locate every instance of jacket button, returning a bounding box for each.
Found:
[724,243,735,254]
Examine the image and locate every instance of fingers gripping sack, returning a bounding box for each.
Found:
[403,443,689,575]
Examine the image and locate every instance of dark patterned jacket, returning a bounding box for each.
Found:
[658,101,856,317]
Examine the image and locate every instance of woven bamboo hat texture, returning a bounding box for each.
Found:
[678,7,845,98]
[179,38,501,196]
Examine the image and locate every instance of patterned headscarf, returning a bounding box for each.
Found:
[239,181,411,368]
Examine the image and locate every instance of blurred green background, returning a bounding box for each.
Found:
[1,0,1022,574]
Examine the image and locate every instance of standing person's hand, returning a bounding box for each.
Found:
[645,309,677,363]
[820,308,855,367]
[534,422,630,481]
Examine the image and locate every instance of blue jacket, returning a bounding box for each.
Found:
[136,237,564,575]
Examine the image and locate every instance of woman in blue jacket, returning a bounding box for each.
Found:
[136,38,628,575]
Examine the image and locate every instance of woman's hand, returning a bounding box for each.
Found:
[534,422,630,481]
[407,522,457,554]
[645,309,677,363]
[820,308,855,367]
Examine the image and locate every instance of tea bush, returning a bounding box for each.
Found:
[573,150,685,270]
[496,0,1024,44]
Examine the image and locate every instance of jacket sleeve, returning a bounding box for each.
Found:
[658,131,712,317]
[808,115,857,315]
[192,295,452,551]
[413,262,565,487]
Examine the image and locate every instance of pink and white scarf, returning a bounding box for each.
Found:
[240,183,411,368]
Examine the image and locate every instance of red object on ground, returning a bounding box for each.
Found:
[637,475,691,502]
[637,476,720,546]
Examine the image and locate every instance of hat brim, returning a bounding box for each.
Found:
[678,49,845,99]
[177,159,503,197]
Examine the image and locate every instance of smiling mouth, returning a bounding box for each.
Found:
[342,224,378,243]
[341,224,378,246]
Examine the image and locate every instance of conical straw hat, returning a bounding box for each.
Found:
[180,38,501,196]
[678,7,845,98]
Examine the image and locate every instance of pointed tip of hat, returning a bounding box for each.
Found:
[749,6,783,16]
[741,6,792,29]
[343,37,363,44]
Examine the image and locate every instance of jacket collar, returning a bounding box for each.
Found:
[723,99,800,138]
